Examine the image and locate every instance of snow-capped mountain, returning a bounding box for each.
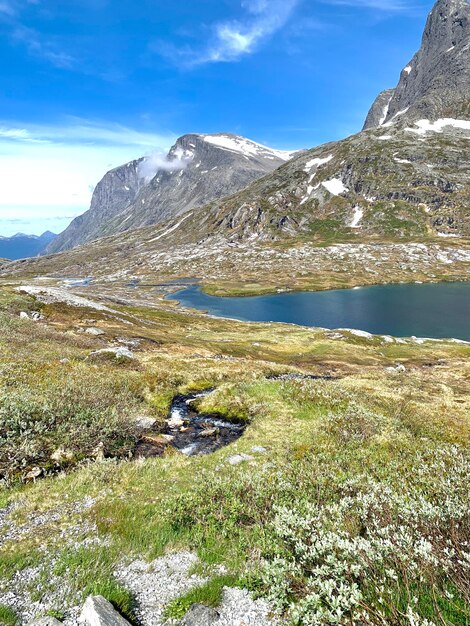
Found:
[6,0,470,282]
[0,231,56,261]
[45,133,295,254]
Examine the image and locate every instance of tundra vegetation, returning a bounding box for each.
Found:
[0,278,468,626]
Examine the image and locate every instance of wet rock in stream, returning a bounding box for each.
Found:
[135,390,246,458]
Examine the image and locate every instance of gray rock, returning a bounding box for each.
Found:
[27,617,63,626]
[134,415,157,430]
[251,446,267,454]
[88,347,134,360]
[362,88,395,130]
[85,327,105,336]
[19,311,29,319]
[80,595,131,626]
[181,604,220,626]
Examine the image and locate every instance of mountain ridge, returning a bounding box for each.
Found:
[0,231,56,260]
[45,133,296,255]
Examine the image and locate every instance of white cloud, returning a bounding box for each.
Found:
[137,152,190,181]
[0,119,176,236]
[320,0,411,11]
[159,0,300,66]
[205,0,299,63]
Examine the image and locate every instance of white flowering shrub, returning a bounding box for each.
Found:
[258,446,470,625]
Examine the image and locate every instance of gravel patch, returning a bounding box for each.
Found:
[215,587,281,626]
[116,552,282,626]
[115,552,206,625]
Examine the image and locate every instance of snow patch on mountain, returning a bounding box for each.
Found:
[147,212,194,243]
[202,134,294,161]
[349,206,363,228]
[322,179,348,196]
[406,118,470,135]
[304,155,333,172]
[378,95,393,126]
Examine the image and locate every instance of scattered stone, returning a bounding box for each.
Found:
[134,415,157,430]
[251,446,267,454]
[59,358,70,364]
[115,552,205,626]
[214,587,281,626]
[24,467,42,481]
[200,428,218,438]
[227,453,254,465]
[338,328,374,339]
[385,363,406,373]
[85,327,105,336]
[19,311,29,319]
[91,442,105,461]
[141,434,174,445]
[27,617,63,626]
[80,595,131,626]
[88,347,134,360]
[50,448,75,463]
[181,604,220,626]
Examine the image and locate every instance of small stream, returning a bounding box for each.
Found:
[135,390,246,458]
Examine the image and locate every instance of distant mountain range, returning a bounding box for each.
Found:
[0,231,56,261]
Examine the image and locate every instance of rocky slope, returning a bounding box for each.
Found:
[45,134,294,254]
[364,0,470,129]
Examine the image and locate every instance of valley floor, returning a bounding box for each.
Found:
[0,275,469,626]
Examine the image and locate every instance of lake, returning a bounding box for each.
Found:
[170,281,470,340]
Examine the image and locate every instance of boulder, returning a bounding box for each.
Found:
[88,347,134,361]
[134,415,157,430]
[80,595,132,626]
[180,604,220,626]
[85,327,105,336]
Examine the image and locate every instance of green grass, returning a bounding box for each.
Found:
[164,575,239,620]
[0,282,469,625]
[51,545,136,623]
[0,605,17,626]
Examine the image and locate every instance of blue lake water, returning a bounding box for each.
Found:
[170,282,470,340]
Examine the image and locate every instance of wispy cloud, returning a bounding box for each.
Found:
[0,118,176,237]
[11,24,76,68]
[320,0,412,11]
[157,0,300,67]
[0,118,176,149]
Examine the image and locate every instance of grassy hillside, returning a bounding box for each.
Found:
[0,279,469,625]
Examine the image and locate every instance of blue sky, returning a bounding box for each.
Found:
[0,0,432,236]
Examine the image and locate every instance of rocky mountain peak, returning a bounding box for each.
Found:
[45,132,293,254]
[364,0,470,129]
